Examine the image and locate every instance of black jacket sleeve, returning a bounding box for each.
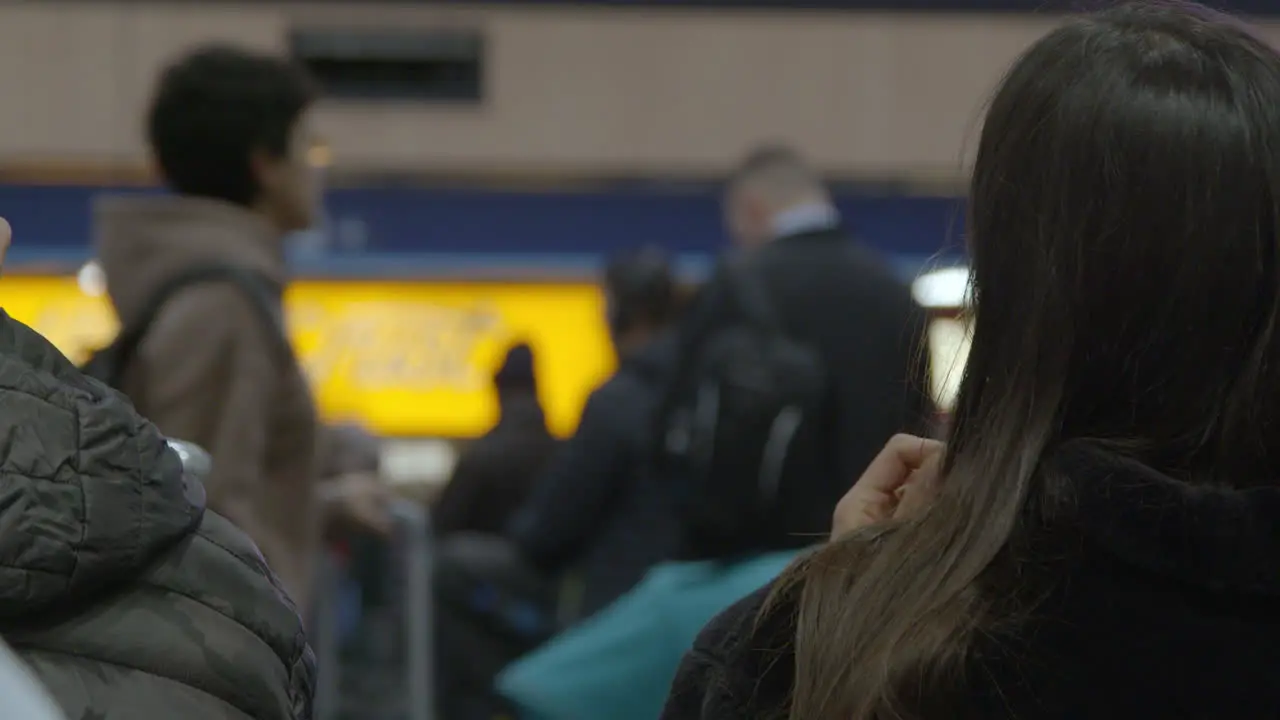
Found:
[661,584,796,720]
[507,385,631,572]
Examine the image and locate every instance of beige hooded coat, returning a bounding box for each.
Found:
[95,195,320,610]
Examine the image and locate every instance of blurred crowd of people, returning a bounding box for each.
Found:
[429,142,930,719]
[4,2,1280,720]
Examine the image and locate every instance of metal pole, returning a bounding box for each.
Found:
[392,499,434,720]
[312,551,343,720]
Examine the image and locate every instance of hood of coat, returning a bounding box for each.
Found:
[94,194,286,326]
[1054,441,1280,596]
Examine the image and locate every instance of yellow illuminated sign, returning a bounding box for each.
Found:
[2,276,616,438]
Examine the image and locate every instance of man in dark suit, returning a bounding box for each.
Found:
[664,144,935,552]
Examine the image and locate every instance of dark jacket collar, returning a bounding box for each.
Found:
[770,203,841,240]
[776,228,847,245]
[95,195,285,326]
[1052,441,1280,596]
[619,330,679,382]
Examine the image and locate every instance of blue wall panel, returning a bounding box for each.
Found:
[0,184,965,276]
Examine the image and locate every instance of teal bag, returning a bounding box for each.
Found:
[496,550,800,720]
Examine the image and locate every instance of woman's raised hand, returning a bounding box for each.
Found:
[831,434,944,539]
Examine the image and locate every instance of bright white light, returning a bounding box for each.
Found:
[912,266,971,309]
[380,439,458,489]
[928,317,972,412]
[77,261,107,298]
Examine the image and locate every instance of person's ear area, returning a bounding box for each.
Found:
[248,147,282,196]
[0,216,12,271]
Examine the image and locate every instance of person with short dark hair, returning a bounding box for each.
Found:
[95,44,324,609]
[602,246,679,352]
[433,343,558,538]
[146,45,320,214]
[508,247,684,623]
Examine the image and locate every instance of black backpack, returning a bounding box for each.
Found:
[82,264,285,391]
[661,259,827,556]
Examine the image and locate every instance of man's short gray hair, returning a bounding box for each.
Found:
[729,143,825,203]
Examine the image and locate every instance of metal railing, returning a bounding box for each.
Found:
[313,500,434,720]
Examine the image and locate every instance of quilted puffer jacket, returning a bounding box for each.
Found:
[0,310,315,720]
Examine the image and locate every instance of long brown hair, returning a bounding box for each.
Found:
[775,5,1280,718]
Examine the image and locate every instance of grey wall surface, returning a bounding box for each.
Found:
[0,2,1273,180]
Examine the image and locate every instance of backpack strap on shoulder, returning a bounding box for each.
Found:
[105,264,288,387]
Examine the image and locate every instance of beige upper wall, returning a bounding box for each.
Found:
[0,2,1275,180]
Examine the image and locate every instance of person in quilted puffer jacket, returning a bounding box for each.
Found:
[0,219,315,719]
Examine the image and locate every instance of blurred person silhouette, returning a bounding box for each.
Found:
[430,342,557,720]
[92,45,326,610]
[664,5,1280,720]
[508,247,683,623]
[318,423,392,540]
[656,144,933,561]
[314,423,404,714]
[0,223,315,718]
[316,423,393,625]
[434,342,557,537]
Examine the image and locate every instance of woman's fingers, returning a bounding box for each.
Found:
[894,458,944,520]
[832,434,945,538]
[857,434,945,494]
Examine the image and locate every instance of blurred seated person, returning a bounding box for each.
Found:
[318,423,392,540]
[508,247,682,623]
[434,343,557,538]
[314,423,410,709]
[0,222,313,719]
[433,534,559,720]
[315,423,394,631]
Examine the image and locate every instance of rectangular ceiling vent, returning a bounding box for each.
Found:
[290,28,484,103]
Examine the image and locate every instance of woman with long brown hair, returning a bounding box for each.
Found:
[662,4,1280,719]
